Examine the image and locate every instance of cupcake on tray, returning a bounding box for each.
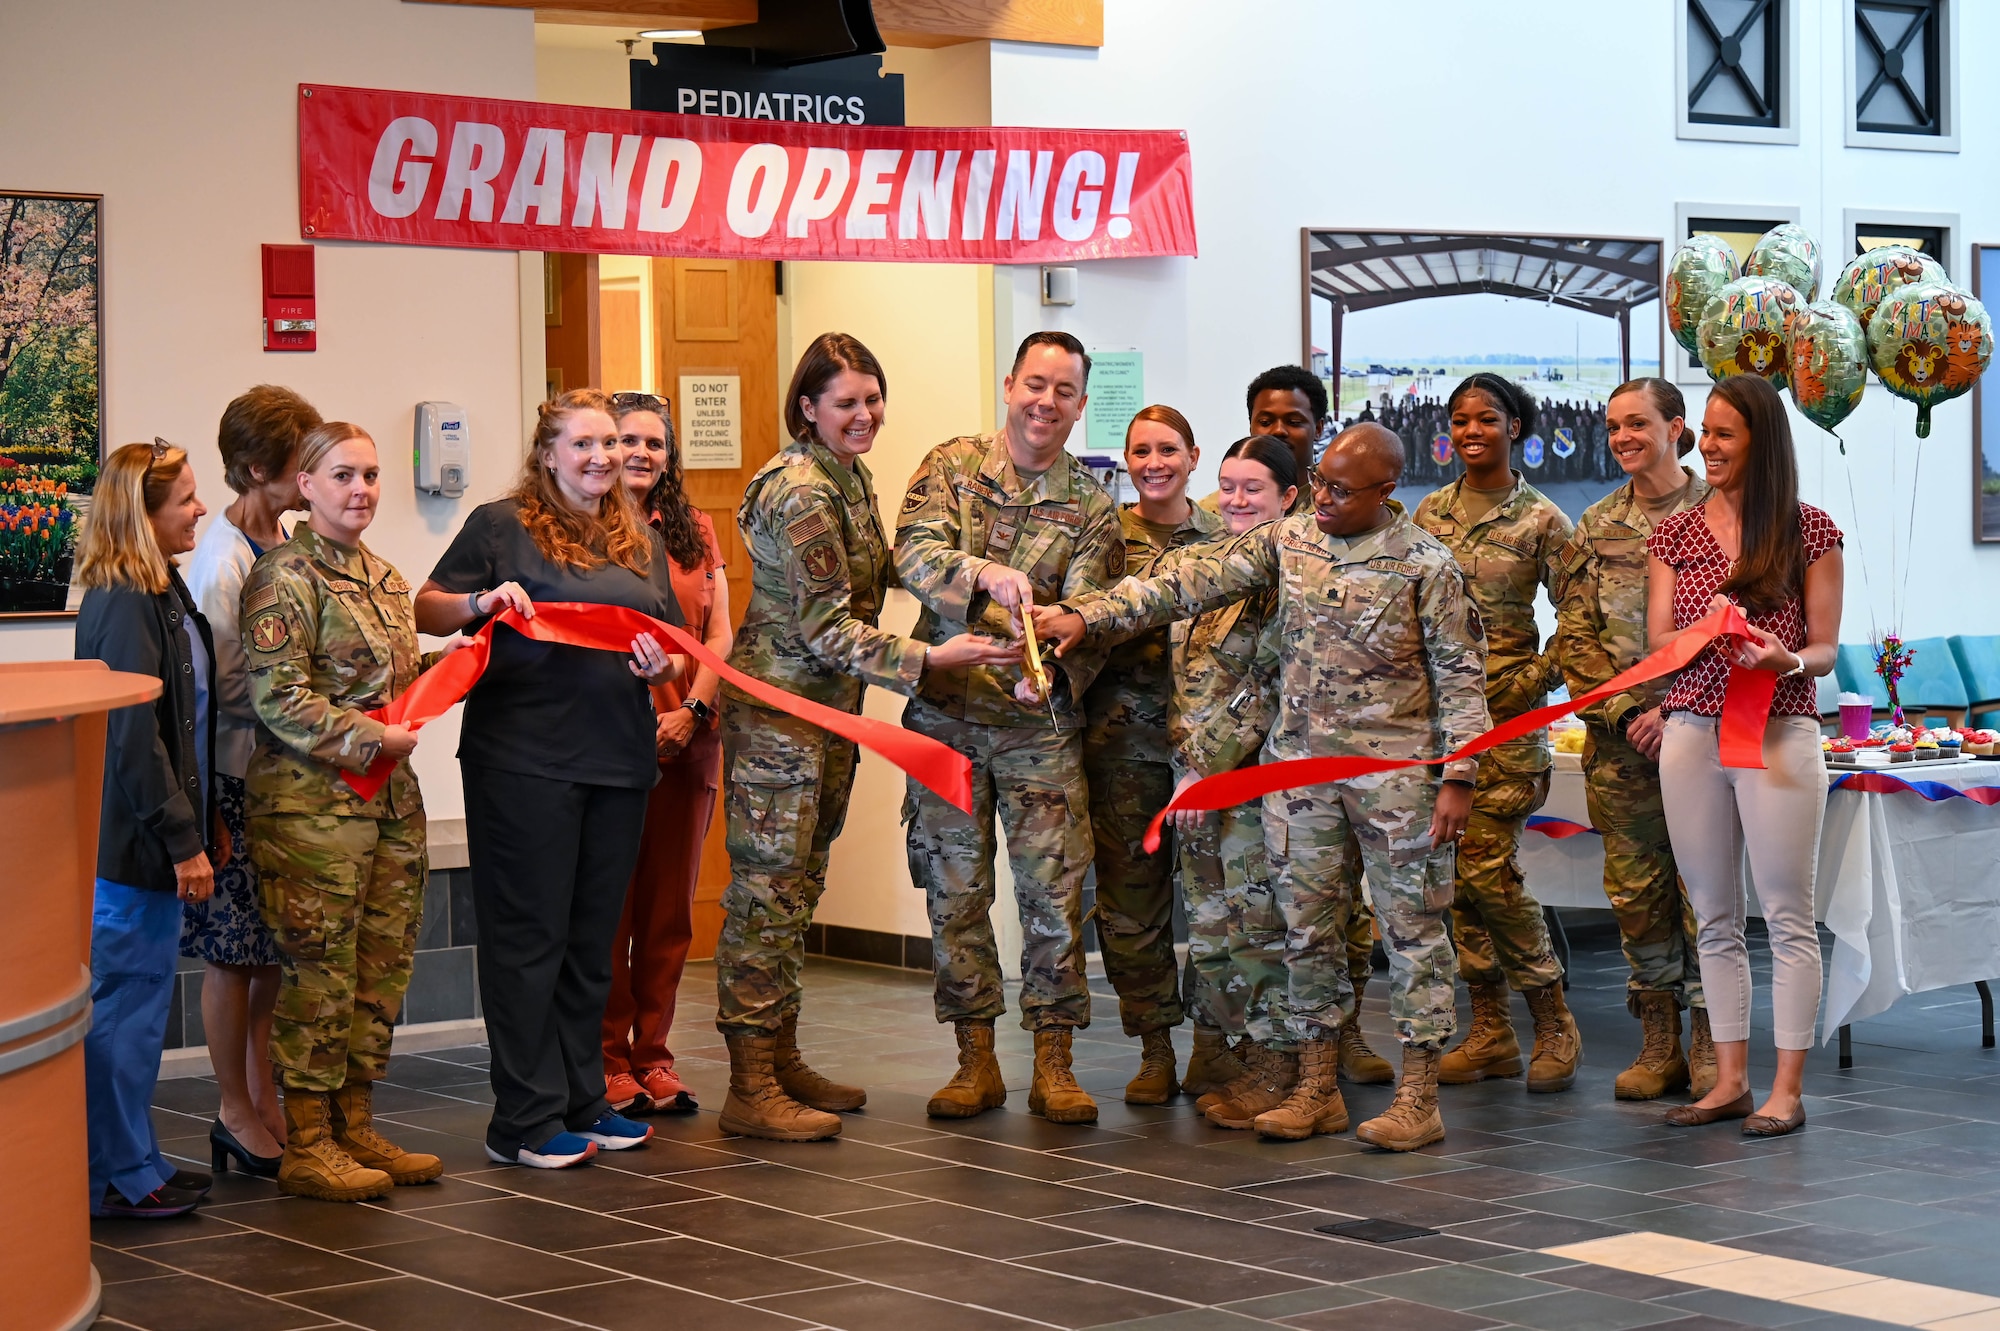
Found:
[1914,734,1941,760]
[1824,736,1858,766]
[1967,729,1999,756]
[1937,730,1963,760]
[1889,741,1917,763]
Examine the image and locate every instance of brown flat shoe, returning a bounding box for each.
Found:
[1663,1091,1753,1126]
[1743,1106,1806,1137]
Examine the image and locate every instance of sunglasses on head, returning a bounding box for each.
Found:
[610,391,665,414]
[152,436,175,459]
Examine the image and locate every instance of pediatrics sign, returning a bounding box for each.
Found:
[297,84,1196,263]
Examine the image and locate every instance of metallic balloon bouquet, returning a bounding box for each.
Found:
[1665,224,1993,442]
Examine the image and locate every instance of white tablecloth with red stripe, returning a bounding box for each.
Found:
[1520,754,2000,1040]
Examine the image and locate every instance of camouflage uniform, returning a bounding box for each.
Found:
[896,434,1123,1031]
[1414,476,1572,993]
[1197,487,1378,984]
[716,439,926,1034]
[1555,471,1710,1013]
[241,527,430,1094]
[1069,506,1490,1048]
[1171,588,1291,1047]
[1082,503,1222,1036]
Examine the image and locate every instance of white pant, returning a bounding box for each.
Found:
[1659,713,1827,1050]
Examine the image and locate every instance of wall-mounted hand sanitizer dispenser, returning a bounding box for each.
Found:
[414,402,469,497]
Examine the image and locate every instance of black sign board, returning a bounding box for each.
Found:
[630,45,905,127]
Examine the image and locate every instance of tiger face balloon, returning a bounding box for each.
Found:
[1867,280,1992,438]
[1697,276,1803,388]
[1787,300,1868,436]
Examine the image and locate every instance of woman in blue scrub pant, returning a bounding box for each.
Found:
[73,441,221,1219]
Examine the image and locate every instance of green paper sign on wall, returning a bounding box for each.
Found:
[1083,350,1144,456]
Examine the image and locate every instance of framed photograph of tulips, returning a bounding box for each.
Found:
[0,191,100,617]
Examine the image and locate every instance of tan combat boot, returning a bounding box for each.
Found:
[1124,1029,1179,1105]
[1524,982,1582,1093]
[277,1089,392,1202]
[1356,1045,1446,1152]
[1614,992,1689,1101]
[1027,1027,1098,1124]
[1254,1039,1350,1139]
[1204,1045,1299,1130]
[1195,1040,1267,1114]
[1338,979,1395,1084]
[775,1008,867,1112]
[1687,1006,1719,1099]
[927,1019,1007,1118]
[718,1031,841,1141]
[1183,1024,1247,1097]
[1437,980,1523,1083]
[329,1081,443,1185]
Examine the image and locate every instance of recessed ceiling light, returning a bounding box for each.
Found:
[637,29,700,39]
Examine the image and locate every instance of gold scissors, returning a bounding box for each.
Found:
[1021,609,1059,728]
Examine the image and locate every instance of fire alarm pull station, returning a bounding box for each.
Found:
[415,403,470,498]
[262,244,316,351]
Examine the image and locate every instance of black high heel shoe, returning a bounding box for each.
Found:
[210,1119,282,1177]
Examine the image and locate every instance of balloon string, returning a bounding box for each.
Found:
[1900,430,1924,626]
[1843,454,1878,645]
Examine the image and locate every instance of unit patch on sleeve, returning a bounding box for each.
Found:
[248,611,291,653]
[799,538,843,586]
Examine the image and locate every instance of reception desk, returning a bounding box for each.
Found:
[0,661,163,1331]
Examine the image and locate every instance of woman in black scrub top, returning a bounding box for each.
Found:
[416,388,684,1169]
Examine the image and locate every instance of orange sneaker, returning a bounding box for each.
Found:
[637,1065,697,1113]
[605,1072,646,1113]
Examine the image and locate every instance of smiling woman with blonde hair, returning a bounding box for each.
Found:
[74,439,220,1219]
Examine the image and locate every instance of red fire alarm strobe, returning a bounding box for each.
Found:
[263,244,316,351]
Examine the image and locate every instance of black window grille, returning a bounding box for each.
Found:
[1688,0,1782,127]
[1855,0,1942,135]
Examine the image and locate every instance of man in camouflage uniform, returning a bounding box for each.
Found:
[1557,454,1715,1099]
[897,331,1124,1126]
[1193,370,1386,1086]
[1415,469,1582,1093]
[1084,493,1221,1103]
[243,523,441,1201]
[1041,424,1490,1150]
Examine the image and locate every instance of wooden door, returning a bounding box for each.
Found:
[543,253,600,397]
[650,257,779,959]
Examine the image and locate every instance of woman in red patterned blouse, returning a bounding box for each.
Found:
[1642,375,1843,1138]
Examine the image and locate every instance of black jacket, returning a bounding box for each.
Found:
[74,571,217,891]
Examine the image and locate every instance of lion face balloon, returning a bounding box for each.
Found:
[1868,280,1993,438]
[1666,235,1742,356]
[1745,223,1823,303]
[1832,245,1946,338]
[1697,276,1803,387]
[1788,300,1868,436]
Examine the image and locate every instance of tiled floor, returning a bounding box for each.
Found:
[95,929,2000,1331]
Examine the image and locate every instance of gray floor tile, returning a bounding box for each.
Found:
[1468,1287,1689,1330]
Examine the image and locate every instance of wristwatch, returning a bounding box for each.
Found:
[682,697,715,725]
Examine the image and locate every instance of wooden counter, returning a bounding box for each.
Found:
[0,661,164,1331]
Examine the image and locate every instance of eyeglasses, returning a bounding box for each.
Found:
[1308,472,1392,503]
[151,437,174,459]
[609,391,666,415]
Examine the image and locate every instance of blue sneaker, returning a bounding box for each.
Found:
[577,1111,654,1151]
[485,1132,597,1169]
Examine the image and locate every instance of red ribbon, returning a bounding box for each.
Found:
[1142,603,1770,853]
[340,602,973,812]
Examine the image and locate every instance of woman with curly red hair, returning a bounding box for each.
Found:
[416,389,684,1169]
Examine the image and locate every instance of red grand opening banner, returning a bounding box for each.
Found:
[297,83,1196,262]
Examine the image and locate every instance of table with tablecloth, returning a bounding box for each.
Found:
[1520,753,2000,1043]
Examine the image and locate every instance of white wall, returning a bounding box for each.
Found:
[0,0,537,821]
[988,0,2000,639]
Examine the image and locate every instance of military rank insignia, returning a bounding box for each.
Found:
[249,612,290,652]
